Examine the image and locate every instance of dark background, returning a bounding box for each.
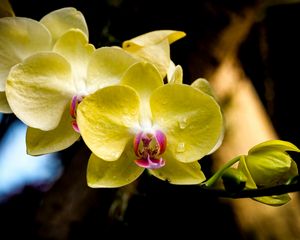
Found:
[1,0,300,239]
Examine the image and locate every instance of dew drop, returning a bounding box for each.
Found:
[178,117,188,129]
[176,142,185,153]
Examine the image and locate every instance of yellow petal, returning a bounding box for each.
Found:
[125,39,170,78]
[149,150,205,184]
[0,17,51,90]
[238,155,257,189]
[122,30,186,49]
[6,52,75,130]
[120,62,163,127]
[77,85,140,161]
[87,144,144,188]
[26,106,80,155]
[0,91,12,113]
[86,47,139,93]
[53,29,95,94]
[253,194,291,206]
[40,7,88,44]
[122,30,186,78]
[191,78,216,98]
[0,0,15,17]
[168,64,183,84]
[151,84,223,163]
[249,139,300,154]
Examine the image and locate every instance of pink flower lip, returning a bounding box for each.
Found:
[133,130,167,169]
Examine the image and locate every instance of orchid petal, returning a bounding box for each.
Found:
[0,91,11,113]
[0,17,51,90]
[40,7,88,43]
[150,84,223,163]
[168,64,183,84]
[53,29,95,94]
[125,39,170,78]
[122,30,185,78]
[238,155,260,189]
[149,150,205,184]
[120,62,163,128]
[87,144,144,188]
[122,30,186,49]
[191,78,216,98]
[6,52,75,130]
[0,0,15,17]
[26,106,80,155]
[249,139,300,154]
[86,47,139,93]
[77,85,140,161]
[253,194,291,206]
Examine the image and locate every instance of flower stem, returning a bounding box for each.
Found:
[202,156,241,187]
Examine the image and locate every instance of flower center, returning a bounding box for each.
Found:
[70,95,84,133]
[133,130,167,169]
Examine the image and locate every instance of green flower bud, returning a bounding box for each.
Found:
[222,167,247,192]
[238,140,299,206]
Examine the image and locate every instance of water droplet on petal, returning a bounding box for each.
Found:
[176,142,185,153]
[178,117,188,129]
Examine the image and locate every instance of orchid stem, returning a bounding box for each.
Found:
[202,156,241,187]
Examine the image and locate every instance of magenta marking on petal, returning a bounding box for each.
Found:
[70,95,84,133]
[155,130,167,154]
[70,95,84,119]
[133,131,143,157]
[71,120,80,133]
[148,158,166,169]
[70,96,78,118]
[135,156,165,169]
[135,159,151,168]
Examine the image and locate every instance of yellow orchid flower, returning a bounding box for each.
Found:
[238,140,299,206]
[77,62,224,187]
[122,30,186,79]
[0,7,88,113]
[6,29,139,155]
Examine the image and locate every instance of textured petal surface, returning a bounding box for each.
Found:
[122,30,185,78]
[53,29,95,94]
[87,144,144,188]
[26,106,80,155]
[0,0,15,17]
[238,155,257,189]
[149,150,205,184]
[249,139,300,154]
[77,85,140,161]
[246,152,297,187]
[0,91,11,113]
[0,17,51,90]
[191,78,216,98]
[6,52,75,130]
[122,30,186,49]
[125,39,170,78]
[253,194,291,206]
[86,47,139,93]
[168,64,183,84]
[120,62,163,128]
[151,84,223,163]
[40,7,88,44]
